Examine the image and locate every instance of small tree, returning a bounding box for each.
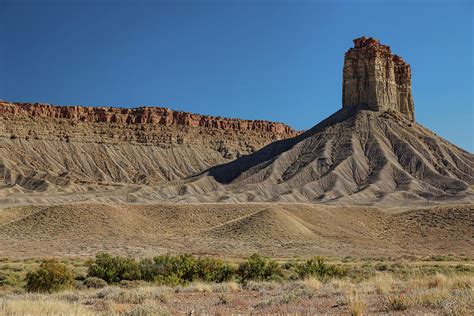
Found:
[25,260,74,293]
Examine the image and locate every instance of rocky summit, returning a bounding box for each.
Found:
[343,37,415,121]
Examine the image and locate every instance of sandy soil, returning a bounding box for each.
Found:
[0,202,472,259]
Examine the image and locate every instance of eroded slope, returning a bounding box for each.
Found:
[167,106,473,204]
[0,101,297,191]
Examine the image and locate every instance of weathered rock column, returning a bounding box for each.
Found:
[342,37,415,121]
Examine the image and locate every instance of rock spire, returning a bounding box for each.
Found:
[342,37,415,121]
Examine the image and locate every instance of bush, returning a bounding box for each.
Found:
[24,260,74,293]
[296,257,346,280]
[237,254,283,282]
[83,276,108,288]
[139,254,235,285]
[149,254,197,284]
[195,257,235,283]
[88,253,237,285]
[88,253,141,283]
[0,270,21,287]
[138,258,159,282]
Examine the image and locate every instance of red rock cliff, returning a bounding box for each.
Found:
[0,102,297,136]
[342,37,415,121]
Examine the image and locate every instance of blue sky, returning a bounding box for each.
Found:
[1,0,472,151]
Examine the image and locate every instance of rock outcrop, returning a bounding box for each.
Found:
[342,37,415,121]
[0,102,295,135]
[0,101,298,189]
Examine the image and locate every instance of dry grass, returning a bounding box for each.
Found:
[211,281,241,293]
[324,278,349,292]
[0,257,472,315]
[346,289,367,316]
[0,276,472,315]
[450,274,473,290]
[429,272,449,288]
[0,297,95,316]
[175,282,212,293]
[299,277,322,291]
[386,293,413,311]
[371,273,394,294]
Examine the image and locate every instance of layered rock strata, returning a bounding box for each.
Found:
[0,101,298,188]
[342,37,415,121]
[0,102,295,135]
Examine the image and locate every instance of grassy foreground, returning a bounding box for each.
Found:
[0,254,473,315]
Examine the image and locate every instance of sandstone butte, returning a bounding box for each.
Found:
[343,36,415,121]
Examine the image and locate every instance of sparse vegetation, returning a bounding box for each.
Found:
[237,253,283,282]
[386,293,412,311]
[83,276,108,289]
[0,255,472,314]
[347,289,366,316]
[24,260,74,293]
[295,256,346,280]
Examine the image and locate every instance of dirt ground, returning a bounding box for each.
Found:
[0,202,472,259]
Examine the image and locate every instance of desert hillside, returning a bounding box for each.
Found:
[0,101,297,191]
[1,38,472,207]
[1,104,472,206]
[0,202,472,258]
[174,106,473,204]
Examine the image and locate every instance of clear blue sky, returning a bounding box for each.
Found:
[1,0,472,151]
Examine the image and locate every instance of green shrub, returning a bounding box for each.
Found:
[83,276,108,288]
[282,260,299,270]
[88,253,141,283]
[87,253,261,285]
[138,258,158,282]
[149,254,197,284]
[24,260,74,293]
[195,257,235,283]
[237,254,283,282]
[296,257,346,280]
[144,254,235,284]
[0,270,21,287]
[171,254,198,282]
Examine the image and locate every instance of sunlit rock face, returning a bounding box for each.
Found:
[342,37,415,121]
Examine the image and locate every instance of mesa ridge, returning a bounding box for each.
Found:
[0,101,298,189]
[0,101,296,135]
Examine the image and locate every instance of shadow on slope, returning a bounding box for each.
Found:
[203,105,366,184]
